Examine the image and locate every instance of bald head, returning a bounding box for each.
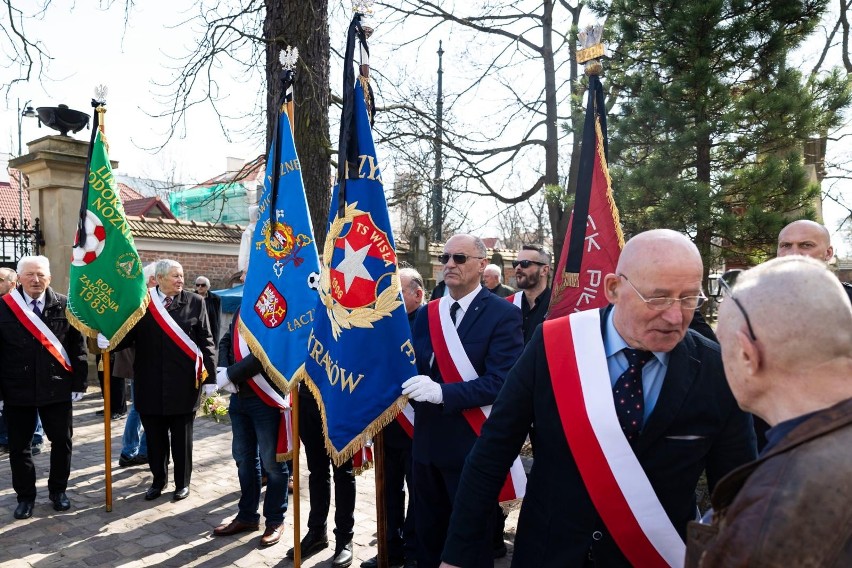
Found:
[777,220,833,262]
[717,256,852,423]
[616,229,702,276]
[731,256,852,369]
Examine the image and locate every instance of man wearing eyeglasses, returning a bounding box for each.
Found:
[687,256,852,567]
[508,244,552,344]
[401,234,523,568]
[439,229,755,568]
[194,276,222,345]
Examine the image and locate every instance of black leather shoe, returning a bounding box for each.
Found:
[332,542,354,568]
[144,486,164,501]
[286,529,329,559]
[49,492,71,511]
[13,501,34,519]
[361,554,406,568]
[173,487,190,501]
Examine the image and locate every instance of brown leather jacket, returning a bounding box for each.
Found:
[686,397,852,567]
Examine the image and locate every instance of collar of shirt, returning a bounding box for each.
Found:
[449,284,482,323]
[156,287,173,303]
[604,307,671,421]
[22,291,46,310]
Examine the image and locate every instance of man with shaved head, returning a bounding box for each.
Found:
[687,256,852,566]
[777,219,852,303]
[439,229,756,567]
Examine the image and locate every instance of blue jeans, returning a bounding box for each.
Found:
[121,382,147,458]
[230,394,289,527]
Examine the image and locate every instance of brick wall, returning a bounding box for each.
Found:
[138,251,240,290]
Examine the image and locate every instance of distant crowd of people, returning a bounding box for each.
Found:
[0,218,850,568]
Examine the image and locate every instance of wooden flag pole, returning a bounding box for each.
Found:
[102,350,113,512]
[374,430,389,568]
[292,386,302,567]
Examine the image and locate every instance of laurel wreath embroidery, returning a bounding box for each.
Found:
[319,202,402,340]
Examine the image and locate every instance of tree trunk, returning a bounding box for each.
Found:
[265,0,332,248]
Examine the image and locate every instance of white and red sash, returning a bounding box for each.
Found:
[506,292,523,308]
[543,309,685,568]
[3,289,72,372]
[233,311,293,460]
[148,288,206,386]
[395,402,415,438]
[427,297,527,502]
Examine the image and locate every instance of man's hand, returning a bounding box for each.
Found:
[201,384,218,397]
[70,392,84,402]
[402,374,443,404]
[96,333,110,349]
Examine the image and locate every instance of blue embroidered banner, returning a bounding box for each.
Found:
[239,97,320,391]
[304,76,416,463]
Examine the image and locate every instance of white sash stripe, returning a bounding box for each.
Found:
[509,292,522,308]
[9,289,72,368]
[569,309,685,567]
[237,327,289,409]
[148,288,203,378]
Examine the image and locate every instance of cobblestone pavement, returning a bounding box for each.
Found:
[0,393,517,567]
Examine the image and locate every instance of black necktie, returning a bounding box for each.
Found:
[450,302,461,325]
[31,299,41,317]
[613,348,654,445]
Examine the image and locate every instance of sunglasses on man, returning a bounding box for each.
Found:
[512,259,548,269]
[195,283,208,288]
[438,253,485,265]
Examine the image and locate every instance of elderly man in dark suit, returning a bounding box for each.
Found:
[194,275,222,345]
[111,259,216,502]
[440,229,756,568]
[401,234,524,568]
[0,255,88,519]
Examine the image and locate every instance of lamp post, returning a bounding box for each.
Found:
[17,98,37,228]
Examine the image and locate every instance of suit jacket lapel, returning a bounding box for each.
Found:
[455,288,489,339]
[635,334,700,455]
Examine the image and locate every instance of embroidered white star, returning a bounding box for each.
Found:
[336,240,373,292]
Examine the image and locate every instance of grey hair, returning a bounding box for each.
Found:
[472,236,487,258]
[483,264,503,281]
[0,267,17,281]
[17,255,50,276]
[195,276,211,286]
[399,267,425,292]
[155,259,183,279]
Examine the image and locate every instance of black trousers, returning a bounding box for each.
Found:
[299,388,356,543]
[383,439,416,561]
[139,413,194,490]
[413,460,493,568]
[96,354,127,414]
[5,401,73,502]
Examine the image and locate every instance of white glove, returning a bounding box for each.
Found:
[201,383,218,397]
[96,333,110,349]
[215,367,238,394]
[71,392,84,402]
[402,374,443,405]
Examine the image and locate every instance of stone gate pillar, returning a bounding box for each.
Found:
[9,135,117,294]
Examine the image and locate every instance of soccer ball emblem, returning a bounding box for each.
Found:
[71,211,107,266]
[307,271,320,291]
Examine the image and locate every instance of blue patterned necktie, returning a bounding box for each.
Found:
[613,348,654,444]
[31,299,42,317]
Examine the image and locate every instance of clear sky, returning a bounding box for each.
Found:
[1,0,849,254]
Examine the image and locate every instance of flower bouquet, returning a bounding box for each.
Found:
[201,392,230,423]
